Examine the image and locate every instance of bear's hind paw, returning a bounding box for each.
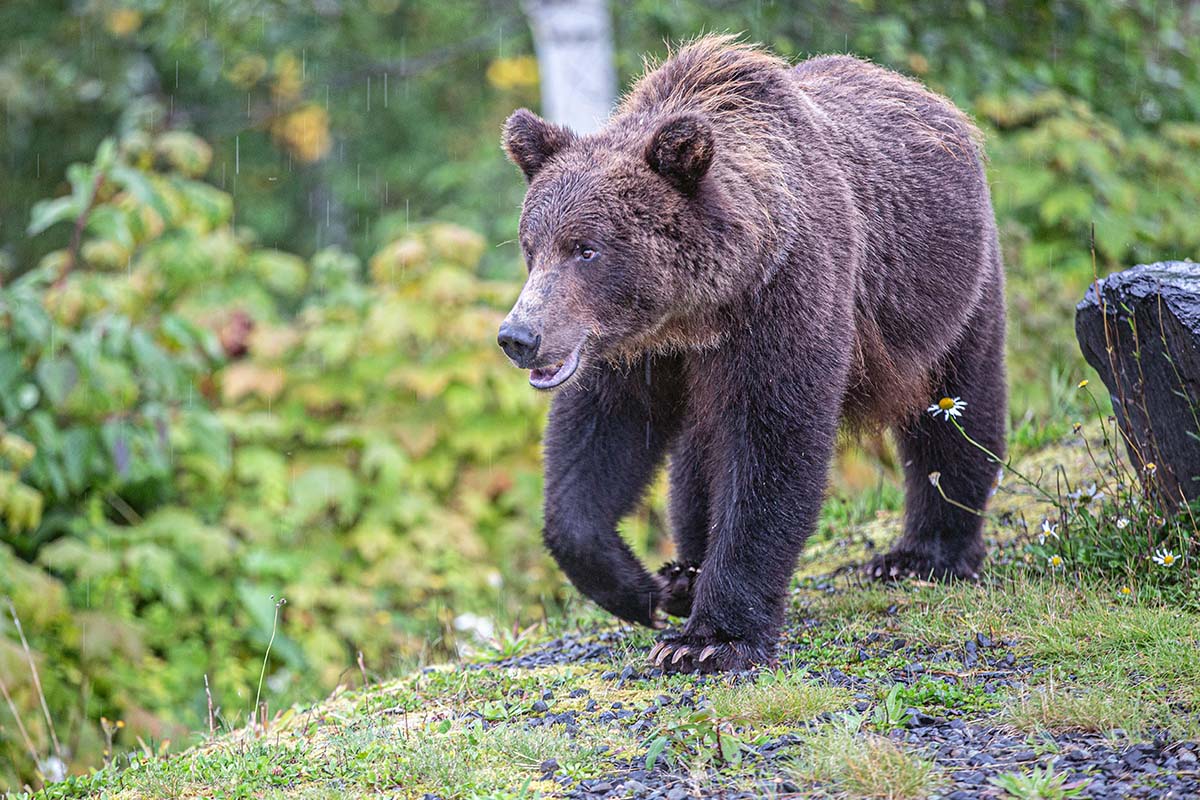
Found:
[862,549,980,583]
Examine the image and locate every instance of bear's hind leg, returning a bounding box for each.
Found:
[658,429,709,617]
[867,285,1006,581]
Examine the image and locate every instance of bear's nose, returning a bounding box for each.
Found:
[497,321,541,367]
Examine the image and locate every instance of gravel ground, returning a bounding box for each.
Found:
[460,589,1200,799]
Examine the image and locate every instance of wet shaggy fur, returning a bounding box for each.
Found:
[499,36,1007,673]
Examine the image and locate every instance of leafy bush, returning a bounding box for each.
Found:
[0,129,554,789]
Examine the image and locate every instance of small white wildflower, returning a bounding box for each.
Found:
[1152,548,1179,567]
[1038,519,1059,545]
[453,612,496,641]
[928,471,942,487]
[1047,554,1064,569]
[1115,517,1130,530]
[927,396,967,420]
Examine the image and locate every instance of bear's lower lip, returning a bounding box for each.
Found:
[529,343,583,390]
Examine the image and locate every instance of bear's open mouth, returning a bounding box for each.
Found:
[529,342,584,390]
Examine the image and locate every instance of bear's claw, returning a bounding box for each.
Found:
[862,549,980,583]
[647,634,772,674]
[656,560,702,618]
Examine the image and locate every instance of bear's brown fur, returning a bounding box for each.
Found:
[498,36,1007,673]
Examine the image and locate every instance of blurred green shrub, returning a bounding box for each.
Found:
[0,130,553,789]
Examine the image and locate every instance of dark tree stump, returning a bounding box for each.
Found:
[1075,261,1200,505]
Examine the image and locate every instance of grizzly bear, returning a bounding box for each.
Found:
[497,35,1006,673]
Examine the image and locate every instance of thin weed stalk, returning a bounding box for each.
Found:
[7,599,62,762]
[251,596,286,732]
[0,672,39,768]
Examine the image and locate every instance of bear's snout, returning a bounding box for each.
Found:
[497,320,541,368]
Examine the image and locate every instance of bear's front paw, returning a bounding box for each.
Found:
[655,560,701,618]
[863,548,980,582]
[647,633,773,675]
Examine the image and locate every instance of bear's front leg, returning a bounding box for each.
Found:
[542,354,685,626]
[650,330,848,673]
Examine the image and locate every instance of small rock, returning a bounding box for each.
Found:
[540,758,559,774]
[959,770,986,785]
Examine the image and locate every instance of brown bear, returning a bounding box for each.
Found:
[497,35,1006,673]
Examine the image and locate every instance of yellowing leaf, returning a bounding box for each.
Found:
[221,362,287,403]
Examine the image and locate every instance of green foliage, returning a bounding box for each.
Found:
[644,706,749,772]
[0,128,552,790]
[869,684,912,733]
[990,764,1087,800]
[888,676,1001,716]
[968,383,1199,610]
[2,0,1200,792]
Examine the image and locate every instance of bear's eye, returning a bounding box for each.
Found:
[575,243,598,262]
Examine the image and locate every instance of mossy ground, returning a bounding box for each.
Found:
[24,438,1200,799]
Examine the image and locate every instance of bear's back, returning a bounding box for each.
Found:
[790,55,1001,425]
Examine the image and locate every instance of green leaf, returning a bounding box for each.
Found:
[111,164,172,221]
[645,736,670,770]
[27,196,80,236]
[719,732,742,766]
[35,357,78,407]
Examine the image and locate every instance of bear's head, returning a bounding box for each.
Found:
[497,108,718,391]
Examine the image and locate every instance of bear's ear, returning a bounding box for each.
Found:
[502,109,576,181]
[644,113,714,195]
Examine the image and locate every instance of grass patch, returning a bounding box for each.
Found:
[707,670,853,726]
[1001,680,1178,739]
[790,723,939,799]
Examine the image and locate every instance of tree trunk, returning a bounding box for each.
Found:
[521,0,616,133]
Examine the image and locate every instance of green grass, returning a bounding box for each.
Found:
[22,436,1200,799]
[707,670,854,726]
[789,723,940,799]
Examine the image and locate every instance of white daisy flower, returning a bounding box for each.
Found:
[1115,517,1129,530]
[927,396,967,420]
[1047,554,1064,569]
[1152,548,1179,567]
[1038,519,1059,545]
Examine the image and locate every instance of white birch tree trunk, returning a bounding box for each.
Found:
[521,0,616,133]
